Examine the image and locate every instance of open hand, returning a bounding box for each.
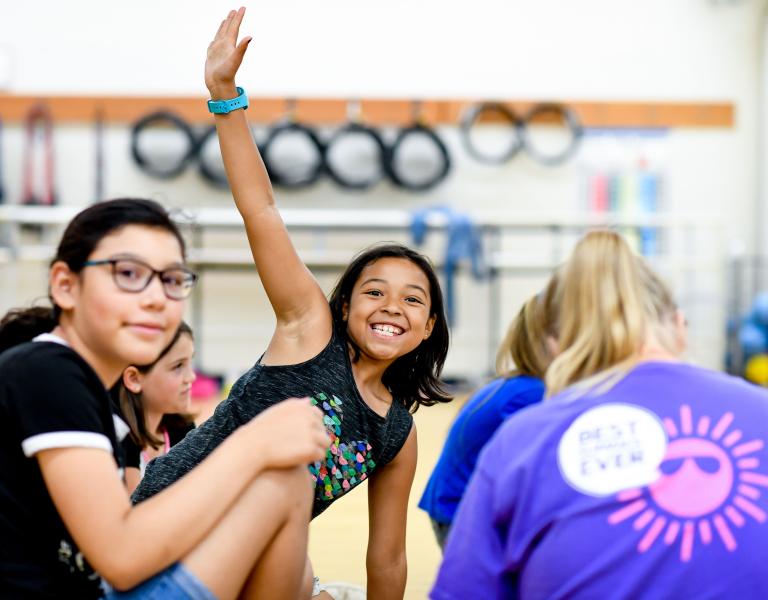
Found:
[205,7,252,97]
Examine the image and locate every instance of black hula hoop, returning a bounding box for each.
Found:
[260,121,326,189]
[385,123,452,192]
[324,122,389,190]
[130,111,198,179]
[196,124,230,189]
[460,102,523,165]
[520,103,583,167]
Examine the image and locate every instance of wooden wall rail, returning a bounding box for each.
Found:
[0,94,734,128]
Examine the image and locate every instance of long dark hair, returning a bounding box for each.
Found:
[117,321,194,449]
[329,243,452,412]
[0,198,186,354]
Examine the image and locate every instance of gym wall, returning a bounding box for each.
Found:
[0,0,763,377]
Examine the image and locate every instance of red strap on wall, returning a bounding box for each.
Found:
[22,103,56,206]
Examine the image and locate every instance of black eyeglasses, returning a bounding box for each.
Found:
[82,258,198,300]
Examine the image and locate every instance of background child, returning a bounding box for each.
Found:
[432,231,768,600]
[419,285,557,550]
[0,198,329,599]
[117,321,196,494]
[133,8,452,598]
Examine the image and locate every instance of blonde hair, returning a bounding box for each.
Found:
[495,273,561,379]
[545,230,677,398]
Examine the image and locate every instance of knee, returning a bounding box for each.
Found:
[259,465,314,513]
[285,465,315,510]
[300,556,315,599]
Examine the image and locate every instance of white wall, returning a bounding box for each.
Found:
[1,0,765,379]
[0,0,761,99]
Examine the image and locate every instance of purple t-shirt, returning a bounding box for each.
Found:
[432,361,768,600]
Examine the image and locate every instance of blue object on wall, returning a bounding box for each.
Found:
[410,206,485,326]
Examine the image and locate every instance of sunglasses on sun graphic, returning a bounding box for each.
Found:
[658,455,722,475]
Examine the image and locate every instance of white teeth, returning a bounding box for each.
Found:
[372,324,402,337]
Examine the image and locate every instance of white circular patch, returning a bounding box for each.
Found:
[557,403,667,496]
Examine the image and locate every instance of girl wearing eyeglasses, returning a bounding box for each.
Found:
[0,198,329,599]
[418,286,558,551]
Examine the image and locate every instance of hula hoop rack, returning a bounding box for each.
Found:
[0,94,735,129]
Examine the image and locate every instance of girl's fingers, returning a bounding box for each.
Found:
[223,9,236,35]
[215,16,229,39]
[229,6,245,41]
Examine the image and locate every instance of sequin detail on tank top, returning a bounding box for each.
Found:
[308,392,377,500]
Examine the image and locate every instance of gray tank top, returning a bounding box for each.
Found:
[133,325,414,518]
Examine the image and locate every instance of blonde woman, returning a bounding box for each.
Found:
[432,230,768,600]
[419,283,557,550]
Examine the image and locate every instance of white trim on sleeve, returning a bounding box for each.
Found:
[32,333,69,346]
[21,431,113,457]
[113,415,131,442]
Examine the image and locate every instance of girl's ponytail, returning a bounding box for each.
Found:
[0,306,57,355]
[546,231,670,397]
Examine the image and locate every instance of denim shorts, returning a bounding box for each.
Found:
[103,563,217,600]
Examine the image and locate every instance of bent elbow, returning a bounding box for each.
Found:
[367,550,407,573]
[98,555,152,592]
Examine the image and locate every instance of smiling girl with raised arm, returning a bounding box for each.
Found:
[133,8,452,599]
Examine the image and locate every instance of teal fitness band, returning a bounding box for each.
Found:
[207,87,248,114]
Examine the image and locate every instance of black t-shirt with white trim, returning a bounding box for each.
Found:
[0,338,123,599]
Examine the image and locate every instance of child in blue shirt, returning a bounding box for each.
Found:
[419,282,557,548]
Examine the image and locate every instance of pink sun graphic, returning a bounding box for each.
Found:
[607,404,768,562]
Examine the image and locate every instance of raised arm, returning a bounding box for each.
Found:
[205,8,331,358]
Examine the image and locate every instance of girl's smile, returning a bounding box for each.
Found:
[370,322,405,338]
[126,321,168,338]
